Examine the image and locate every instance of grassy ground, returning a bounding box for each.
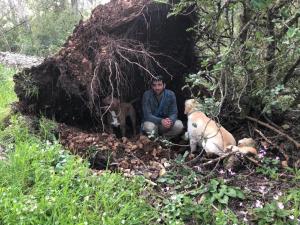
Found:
[0,64,158,224]
[0,64,17,122]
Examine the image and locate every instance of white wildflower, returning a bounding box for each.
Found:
[255,200,263,208]
[289,215,294,220]
[277,202,284,209]
[219,169,225,174]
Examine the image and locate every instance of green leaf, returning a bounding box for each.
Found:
[226,188,237,198]
[218,195,229,205]
[236,190,245,199]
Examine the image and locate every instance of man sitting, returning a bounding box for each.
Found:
[142,76,184,138]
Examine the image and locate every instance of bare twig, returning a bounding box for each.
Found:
[202,150,238,166]
[246,116,300,149]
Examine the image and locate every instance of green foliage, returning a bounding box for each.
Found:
[39,116,58,141]
[250,0,273,10]
[0,1,80,56]
[200,179,245,206]
[0,64,17,122]
[256,157,280,179]
[253,202,296,225]
[161,191,240,225]
[284,188,300,220]
[255,85,297,115]
[25,9,80,55]
[172,0,300,116]
[157,160,243,224]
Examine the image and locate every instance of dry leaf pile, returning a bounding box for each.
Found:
[58,124,175,179]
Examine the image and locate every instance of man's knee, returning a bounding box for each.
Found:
[173,120,184,134]
[143,121,157,133]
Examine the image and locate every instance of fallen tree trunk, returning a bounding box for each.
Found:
[0,51,43,68]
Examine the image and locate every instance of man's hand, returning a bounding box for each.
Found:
[161,118,173,129]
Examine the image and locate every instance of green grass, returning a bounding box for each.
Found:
[0,64,17,122]
[0,65,158,224]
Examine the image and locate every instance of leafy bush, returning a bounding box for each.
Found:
[253,202,296,225]
[173,0,300,117]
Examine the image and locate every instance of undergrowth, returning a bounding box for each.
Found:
[0,116,158,224]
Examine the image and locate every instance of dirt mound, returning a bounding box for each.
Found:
[13,0,196,128]
[58,123,178,178]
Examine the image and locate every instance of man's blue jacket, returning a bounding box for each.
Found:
[142,89,178,125]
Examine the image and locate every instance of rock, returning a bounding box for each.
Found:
[159,168,166,177]
[281,124,290,130]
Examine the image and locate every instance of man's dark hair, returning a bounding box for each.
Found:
[151,75,165,84]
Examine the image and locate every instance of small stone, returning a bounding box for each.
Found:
[122,137,128,143]
[281,124,290,130]
[131,145,138,150]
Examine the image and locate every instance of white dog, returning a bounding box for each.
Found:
[184,99,236,155]
[184,99,258,156]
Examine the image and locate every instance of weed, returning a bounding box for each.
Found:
[253,202,296,225]
[200,179,245,206]
[256,157,280,179]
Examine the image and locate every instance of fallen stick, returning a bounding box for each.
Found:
[201,150,238,166]
[254,128,289,161]
[246,116,300,149]
[245,156,261,167]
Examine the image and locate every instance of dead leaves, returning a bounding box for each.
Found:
[59,124,173,180]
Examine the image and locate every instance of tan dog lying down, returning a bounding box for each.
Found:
[225,138,257,155]
[184,99,257,156]
[103,96,136,137]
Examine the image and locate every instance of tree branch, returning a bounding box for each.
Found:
[283,56,300,84]
[245,116,300,149]
[277,12,300,39]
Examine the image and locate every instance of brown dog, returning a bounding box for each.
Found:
[103,96,136,137]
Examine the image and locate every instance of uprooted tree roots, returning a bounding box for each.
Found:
[13,0,196,128]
